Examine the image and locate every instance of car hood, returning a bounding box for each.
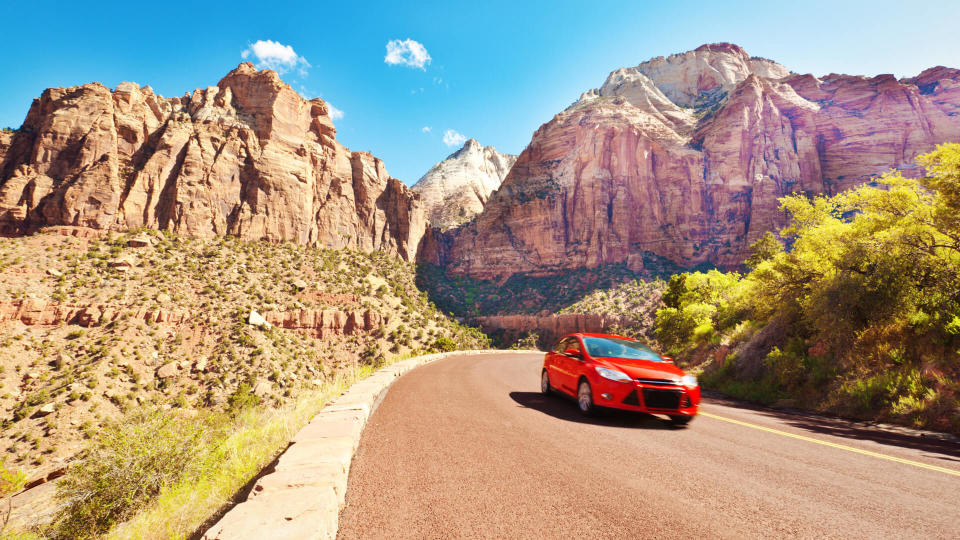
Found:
[595,357,685,381]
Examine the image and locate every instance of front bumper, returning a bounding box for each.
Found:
[592,376,700,416]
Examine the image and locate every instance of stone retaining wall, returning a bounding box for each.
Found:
[202,349,539,539]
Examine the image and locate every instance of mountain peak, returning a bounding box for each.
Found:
[694,42,749,57]
[617,43,789,107]
[412,140,518,230]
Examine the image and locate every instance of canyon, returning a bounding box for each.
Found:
[436,43,960,279]
[5,44,956,284]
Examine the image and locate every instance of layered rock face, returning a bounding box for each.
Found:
[441,43,960,279]
[411,139,517,229]
[477,313,636,348]
[0,63,426,260]
[0,298,382,339]
[263,308,383,339]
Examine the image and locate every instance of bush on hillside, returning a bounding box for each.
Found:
[1,460,26,533]
[432,336,457,352]
[50,410,209,538]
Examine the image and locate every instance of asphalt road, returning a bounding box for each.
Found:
[337,353,960,539]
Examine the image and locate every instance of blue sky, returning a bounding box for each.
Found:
[2,0,959,185]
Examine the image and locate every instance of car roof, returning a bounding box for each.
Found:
[567,332,636,340]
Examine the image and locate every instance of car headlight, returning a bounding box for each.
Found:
[681,374,698,387]
[595,366,633,383]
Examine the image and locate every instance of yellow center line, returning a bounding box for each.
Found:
[699,411,960,478]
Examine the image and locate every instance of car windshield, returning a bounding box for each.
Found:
[581,337,664,362]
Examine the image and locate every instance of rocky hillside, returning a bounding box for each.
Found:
[0,64,427,260]
[411,139,516,230]
[0,228,485,497]
[437,43,960,279]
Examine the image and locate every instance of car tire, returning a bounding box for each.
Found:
[541,370,553,395]
[577,379,595,416]
[669,415,693,426]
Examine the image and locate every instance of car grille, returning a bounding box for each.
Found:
[622,389,640,406]
[643,388,682,410]
[637,378,681,386]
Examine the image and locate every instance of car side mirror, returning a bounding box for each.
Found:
[564,348,582,359]
[662,356,674,363]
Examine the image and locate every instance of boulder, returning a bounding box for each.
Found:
[253,381,272,397]
[156,363,179,379]
[127,234,154,247]
[108,256,136,270]
[248,310,271,328]
[35,403,56,417]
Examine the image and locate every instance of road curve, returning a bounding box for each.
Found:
[337,353,960,539]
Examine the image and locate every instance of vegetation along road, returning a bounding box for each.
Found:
[337,353,959,539]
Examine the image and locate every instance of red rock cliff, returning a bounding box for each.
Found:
[0,63,427,260]
[440,45,960,279]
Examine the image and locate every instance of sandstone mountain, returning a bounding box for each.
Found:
[411,139,517,230]
[438,43,960,279]
[0,63,426,260]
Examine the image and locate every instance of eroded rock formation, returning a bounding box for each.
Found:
[0,299,382,338]
[263,308,383,339]
[0,63,427,260]
[411,139,517,230]
[439,44,960,279]
[477,313,637,348]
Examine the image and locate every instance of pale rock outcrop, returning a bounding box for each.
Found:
[437,44,960,279]
[0,63,427,260]
[633,43,790,107]
[411,139,517,229]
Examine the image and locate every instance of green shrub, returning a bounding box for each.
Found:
[50,410,206,538]
[1,459,26,533]
[227,383,259,414]
[432,336,457,352]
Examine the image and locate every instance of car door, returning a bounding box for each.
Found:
[545,338,568,393]
[555,337,583,394]
[564,337,586,392]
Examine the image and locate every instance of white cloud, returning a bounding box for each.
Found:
[421,126,432,133]
[242,40,311,76]
[327,103,344,120]
[443,129,466,147]
[384,39,431,70]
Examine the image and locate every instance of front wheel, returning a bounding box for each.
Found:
[669,415,693,426]
[541,370,553,395]
[577,379,595,416]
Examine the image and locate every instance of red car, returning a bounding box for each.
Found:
[541,333,700,424]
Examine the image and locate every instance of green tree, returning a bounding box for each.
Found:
[745,231,783,269]
[1,460,26,533]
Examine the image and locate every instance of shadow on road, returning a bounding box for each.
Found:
[509,391,680,430]
[703,395,960,461]
[760,409,960,461]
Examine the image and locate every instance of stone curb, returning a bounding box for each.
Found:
[202,349,539,540]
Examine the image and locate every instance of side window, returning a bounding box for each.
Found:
[552,338,570,353]
[567,339,582,353]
